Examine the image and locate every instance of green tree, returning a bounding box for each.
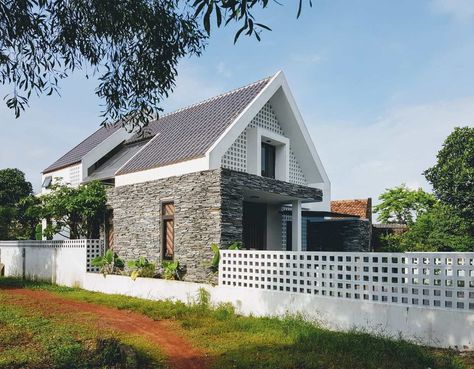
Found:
[382,204,473,252]
[0,168,33,205]
[41,180,107,239]
[0,168,36,239]
[424,126,474,223]
[374,184,436,225]
[0,0,311,131]
[13,195,43,240]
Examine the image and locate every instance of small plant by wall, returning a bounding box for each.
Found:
[91,250,124,276]
[127,257,156,280]
[209,241,241,273]
[161,261,185,280]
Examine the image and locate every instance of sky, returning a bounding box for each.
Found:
[1,0,473,203]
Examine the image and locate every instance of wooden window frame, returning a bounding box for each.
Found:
[161,201,175,261]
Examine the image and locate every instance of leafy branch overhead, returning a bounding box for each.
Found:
[0,0,312,131]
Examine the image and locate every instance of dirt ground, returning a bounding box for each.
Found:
[1,287,210,369]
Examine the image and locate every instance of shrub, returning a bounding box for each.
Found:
[127,257,156,281]
[92,250,125,276]
[161,261,185,280]
[209,241,241,273]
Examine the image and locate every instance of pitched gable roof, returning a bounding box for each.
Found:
[117,77,271,175]
[43,125,121,174]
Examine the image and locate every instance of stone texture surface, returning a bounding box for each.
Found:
[107,170,221,283]
[220,168,322,247]
[306,219,372,252]
[107,168,323,282]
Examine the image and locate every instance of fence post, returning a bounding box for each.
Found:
[22,247,26,280]
[52,247,57,285]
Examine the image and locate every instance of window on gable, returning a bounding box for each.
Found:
[162,202,175,260]
[261,143,276,179]
[42,176,52,188]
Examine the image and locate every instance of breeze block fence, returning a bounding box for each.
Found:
[219,250,474,312]
[0,240,473,349]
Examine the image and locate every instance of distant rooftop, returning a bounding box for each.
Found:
[330,198,372,221]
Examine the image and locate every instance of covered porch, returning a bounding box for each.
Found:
[220,168,323,252]
[241,189,310,251]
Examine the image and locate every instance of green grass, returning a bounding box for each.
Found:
[0,277,471,369]
[0,280,165,369]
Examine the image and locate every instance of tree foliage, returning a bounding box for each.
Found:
[1,0,311,131]
[41,180,107,239]
[0,168,39,239]
[374,184,436,225]
[0,168,33,205]
[381,204,473,252]
[424,126,474,222]
[377,127,474,252]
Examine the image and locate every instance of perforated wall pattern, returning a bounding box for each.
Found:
[222,103,307,185]
[69,165,81,187]
[219,250,474,311]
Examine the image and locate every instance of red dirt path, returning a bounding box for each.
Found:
[1,287,210,369]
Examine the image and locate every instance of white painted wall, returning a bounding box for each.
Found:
[115,157,209,187]
[41,163,82,193]
[1,243,473,349]
[0,240,103,286]
[82,273,474,350]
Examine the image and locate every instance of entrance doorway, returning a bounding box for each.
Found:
[242,202,267,250]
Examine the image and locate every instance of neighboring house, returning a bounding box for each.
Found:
[330,198,372,221]
[42,71,331,281]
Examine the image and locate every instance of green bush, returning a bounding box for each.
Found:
[91,250,125,276]
[127,257,156,280]
[161,261,185,280]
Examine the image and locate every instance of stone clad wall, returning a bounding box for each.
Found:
[107,170,222,282]
[219,168,323,247]
[107,168,323,282]
[306,219,372,252]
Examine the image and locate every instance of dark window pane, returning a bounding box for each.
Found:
[261,143,275,178]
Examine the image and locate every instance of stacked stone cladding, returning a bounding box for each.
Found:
[107,168,322,282]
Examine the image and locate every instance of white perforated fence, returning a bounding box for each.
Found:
[219,250,474,311]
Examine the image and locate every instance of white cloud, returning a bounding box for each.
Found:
[216,62,233,78]
[309,96,474,203]
[431,0,474,21]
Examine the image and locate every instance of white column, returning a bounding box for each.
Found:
[292,200,302,251]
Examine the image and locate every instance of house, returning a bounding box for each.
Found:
[42,71,331,281]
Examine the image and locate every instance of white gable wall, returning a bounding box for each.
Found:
[222,103,307,185]
[41,163,82,194]
[210,71,330,210]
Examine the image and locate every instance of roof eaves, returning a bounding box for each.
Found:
[42,161,81,175]
[205,71,280,162]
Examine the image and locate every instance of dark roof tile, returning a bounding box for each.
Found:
[117,77,271,175]
[43,125,121,173]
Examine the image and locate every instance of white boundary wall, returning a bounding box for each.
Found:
[0,240,104,286]
[82,272,474,350]
[1,244,473,349]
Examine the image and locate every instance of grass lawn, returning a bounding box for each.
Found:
[0,277,472,369]
[0,282,166,369]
